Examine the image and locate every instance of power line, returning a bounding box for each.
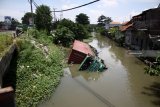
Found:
[51,0,100,12]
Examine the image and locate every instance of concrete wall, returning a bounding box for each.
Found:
[0,44,17,88]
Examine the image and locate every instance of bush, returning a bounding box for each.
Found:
[145,56,160,76]
[27,29,53,45]
[73,24,89,40]
[96,26,107,36]
[16,39,64,107]
[57,19,90,41]
[0,33,13,56]
[54,26,75,47]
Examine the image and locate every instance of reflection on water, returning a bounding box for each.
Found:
[69,64,103,81]
[39,34,160,107]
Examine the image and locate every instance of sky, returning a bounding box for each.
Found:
[0,0,159,24]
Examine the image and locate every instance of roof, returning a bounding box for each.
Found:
[110,22,121,25]
[122,21,129,25]
[72,40,94,56]
[120,23,133,32]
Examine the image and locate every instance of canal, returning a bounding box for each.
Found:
[39,34,160,107]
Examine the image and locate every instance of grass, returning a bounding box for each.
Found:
[15,29,65,107]
[0,33,13,57]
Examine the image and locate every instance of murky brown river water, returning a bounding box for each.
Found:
[39,34,160,107]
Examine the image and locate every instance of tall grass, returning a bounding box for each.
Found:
[15,30,65,107]
[0,33,13,57]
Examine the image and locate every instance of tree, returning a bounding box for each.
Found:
[98,15,112,26]
[35,5,52,33]
[0,21,4,29]
[76,13,90,25]
[54,26,75,47]
[73,24,89,40]
[58,18,75,31]
[57,19,89,40]
[21,12,36,25]
[11,18,20,30]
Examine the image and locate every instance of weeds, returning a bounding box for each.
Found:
[15,31,65,107]
[0,33,13,57]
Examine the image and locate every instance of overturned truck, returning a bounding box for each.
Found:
[68,40,107,72]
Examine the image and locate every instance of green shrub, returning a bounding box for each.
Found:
[57,19,90,41]
[27,29,53,45]
[16,39,64,107]
[73,24,89,40]
[54,26,75,47]
[0,33,13,56]
[145,56,160,76]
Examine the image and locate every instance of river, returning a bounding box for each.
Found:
[39,34,160,107]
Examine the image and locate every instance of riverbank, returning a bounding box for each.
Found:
[39,34,160,107]
[14,30,65,107]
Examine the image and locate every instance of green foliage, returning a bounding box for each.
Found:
[21,12,36,25]
[16,38,64,107]
[98,15,112,26]
[56,19,90,43]
[58,19,75,31]
[108,27,118,37]
[145,56,160,76]
[54,26,75,47]
[87,24,97,32]
[27,28,53,45]
[35,5,52,33]
[11,18,20,30]
[97,26,107,36]
[73,24,89,40]
[0,33,13,56]
[76,13,90,25]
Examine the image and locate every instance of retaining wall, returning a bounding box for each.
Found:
[0,44,17,88]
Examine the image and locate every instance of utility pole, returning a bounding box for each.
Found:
[60,10,63,20]
[53,8,56,22]
[30,0,34,26]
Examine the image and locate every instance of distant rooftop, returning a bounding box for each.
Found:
[110,22,121,25]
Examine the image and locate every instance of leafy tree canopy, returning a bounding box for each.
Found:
[98,15,112,26]
[54,26,75,47]
[11,18,20,30]
[21,12,36,25]
[57,19,89,40]
[76,13,90,25]
[35,5,52,33]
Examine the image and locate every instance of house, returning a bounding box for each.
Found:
[109,22,121,28]
[120,21,133,47]
[121,5,160,51]
[68,40,95,64]
[105,21,121,30]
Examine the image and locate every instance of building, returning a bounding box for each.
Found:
[4,16,12,30]
[121,5,160,51]
[120,21,133,46]
[109,22,121,28]
[105,21,122,30]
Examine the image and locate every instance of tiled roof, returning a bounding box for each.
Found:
[120,23,133,32]
[110,22,121,24]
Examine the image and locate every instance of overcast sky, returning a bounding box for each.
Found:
[0,0,159,24]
